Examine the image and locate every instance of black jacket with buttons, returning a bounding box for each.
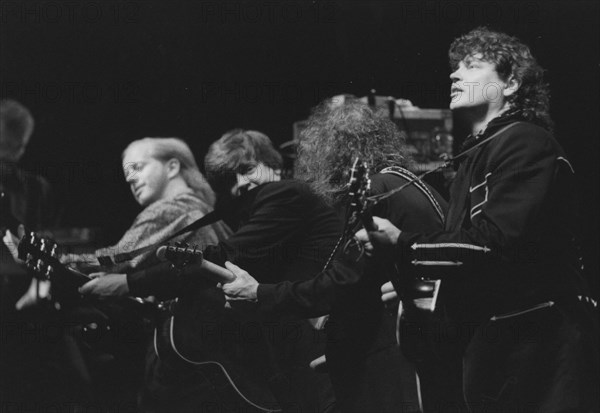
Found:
[395,115,590,319]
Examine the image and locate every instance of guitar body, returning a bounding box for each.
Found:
[153,245,283,412]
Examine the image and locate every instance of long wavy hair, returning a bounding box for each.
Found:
[449,27,553,131]
[123,137,216,206]
[295,98,412,204]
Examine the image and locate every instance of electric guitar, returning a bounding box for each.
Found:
[153,244,283,413]
[347,158,442,362]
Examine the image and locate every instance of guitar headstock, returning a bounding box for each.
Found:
[18,232,60,281]
[157,243,203,269]
[347,157,373,230]
[16,232,91,308]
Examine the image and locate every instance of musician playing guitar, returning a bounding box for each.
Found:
[355,27,599,413]
[114,130,342,413]
[2,137,230,410]
[220,100,448,413]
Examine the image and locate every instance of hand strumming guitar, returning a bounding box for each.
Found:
[356,217,402,308]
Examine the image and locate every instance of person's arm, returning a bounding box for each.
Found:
[125,261,177,298]
[98,203,197,270]
[222,234,366,319]
[79,272,129,298]
[125,184,307,298]
[222,174,448,317]
[81,198,216,298]
[203,183,314,273]
[255,252,365,318]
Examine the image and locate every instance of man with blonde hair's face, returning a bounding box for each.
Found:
[122,140,189,208]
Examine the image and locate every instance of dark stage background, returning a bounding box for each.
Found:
[1,0,598,294]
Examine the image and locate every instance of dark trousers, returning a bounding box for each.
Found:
[463,300,599,413]
[327,343,422,413]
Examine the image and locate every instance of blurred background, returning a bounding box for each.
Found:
[1,0,598,293]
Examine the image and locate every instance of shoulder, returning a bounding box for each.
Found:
[372,168,446,225]
[476,121,574,182]
[248,180,334,222]
[490,121,558,155]
[254,180,317,204]
[141,192,211,220]
[372,167,437,199]
[371,167,414,190]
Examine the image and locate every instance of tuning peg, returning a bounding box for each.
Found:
[25,256,35,270]
[45,266,53,280]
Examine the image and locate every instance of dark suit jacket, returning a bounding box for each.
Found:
[128,180,342,411]
[253,170,448,412]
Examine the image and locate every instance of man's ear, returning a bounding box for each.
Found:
[503,75,520,98]
[166,158,181,179]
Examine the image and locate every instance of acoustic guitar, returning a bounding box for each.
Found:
[153,244,283,413]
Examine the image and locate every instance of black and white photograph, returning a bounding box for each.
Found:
[1,1,598,412]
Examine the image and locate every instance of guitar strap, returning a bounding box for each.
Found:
[368,122,524,206]
[379,166,446,222]
[97,209,223,266]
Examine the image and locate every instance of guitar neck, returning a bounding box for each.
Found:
[360,213,407,297]
[360,210,378,232]
[198,259,236,284]
[156,245,235,284]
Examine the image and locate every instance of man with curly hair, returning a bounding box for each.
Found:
[222,99,449,412]
[356,27,598,412]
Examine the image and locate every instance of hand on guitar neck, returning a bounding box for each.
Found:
[159,246,255,313]
[356,218,440,313]
[347,159,401,258]
[77,245,237,300]
[355,216,401,251]
[347,159,409,304]
[219,261,259,302]
[155,244,236,284]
